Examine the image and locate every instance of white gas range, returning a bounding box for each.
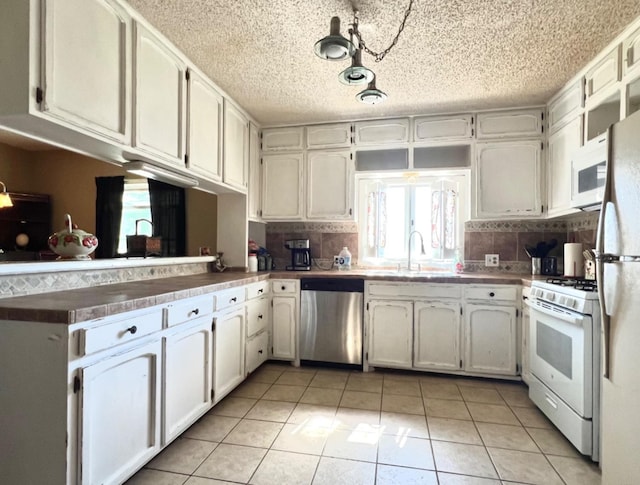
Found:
[527,278,601,461]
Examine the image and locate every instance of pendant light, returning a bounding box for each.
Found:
[314,17,356,61]
[338,49,374,85]
[356,76,387,105]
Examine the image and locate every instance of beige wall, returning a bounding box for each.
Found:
[0,142,218,256]
[186,188,217,256]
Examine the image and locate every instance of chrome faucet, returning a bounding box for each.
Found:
[407,230,426,272]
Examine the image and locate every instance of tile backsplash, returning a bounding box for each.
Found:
[265,212,600,274]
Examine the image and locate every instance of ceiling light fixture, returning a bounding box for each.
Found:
[0,181,13,209]
[356,76,388,105]
[314,0,414,104]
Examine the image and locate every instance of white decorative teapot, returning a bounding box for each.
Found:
[48,214,99,260]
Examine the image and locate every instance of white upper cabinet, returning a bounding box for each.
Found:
[413,114,473,142]
[306,150,354,220]
[475,140,543,218]
[585,46,621,103]
[262,127,305,151]
[223,100,249,191]
[355,118,410,146]
[41,0,130,143]
[306,123,352,149]
[623,27,640,76]
[547,117,582,217]
[186,69,223,182]
[548,79,585,134]
[133,22,186,167]
[248,123,262,220]
[476,109,543,139]
[261,152,304,220]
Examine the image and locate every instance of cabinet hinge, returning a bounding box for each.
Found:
[366,352,368,360]
[211,319,216,332]
[366,302,369,310]
[260,158,263,165]
[541,111,544,121]
[471,116,474,125]
[541,124,544,134]
[271,346,274,354]
[211,389,214,400]
[259,209,262,217]
[350,125,355,133]
[541,204,544,213]
[36,87,43,104]
[184,154,189,166]
[516,363,520,373]
[350,153,353,160]
[185,70,190,81]
[516,309,519,317]
[460,307,463,315]
[471,128,475,137]
[459,359,463,368]
[540,141,544,150]
[73,375,81,394]
[349,208,352,216]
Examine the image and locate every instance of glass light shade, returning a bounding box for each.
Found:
[356,78,388,104]
[314,17,356,61]
[0,181,12,208]
[339,49,374,85]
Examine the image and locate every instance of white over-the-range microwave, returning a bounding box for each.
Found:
[570,131,608,211]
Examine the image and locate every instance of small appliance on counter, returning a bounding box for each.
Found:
[126,218,161,258]
[285,239,311,271]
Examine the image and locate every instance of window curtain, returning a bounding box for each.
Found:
[148,179,186,257]
[95,176,125,259]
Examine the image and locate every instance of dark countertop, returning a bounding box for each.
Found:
[0,270,542,324]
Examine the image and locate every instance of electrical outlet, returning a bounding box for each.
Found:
[485,254,500,267]
[334,255,340,265]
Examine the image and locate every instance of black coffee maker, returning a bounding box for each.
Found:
[285,239,311,271]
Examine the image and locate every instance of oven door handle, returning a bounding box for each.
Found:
[525,300,583,326]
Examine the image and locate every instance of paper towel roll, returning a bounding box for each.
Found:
[564,243,585,277]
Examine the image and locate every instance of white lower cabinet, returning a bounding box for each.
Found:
[367,299,413,369]
[163,317,213,444]
[464,303,517,375]
[80,339,162,485]
[213,305,245,402]
[271,279,298,361]
[414,301,462,371]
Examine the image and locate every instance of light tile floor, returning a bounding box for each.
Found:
[125,363,601,485]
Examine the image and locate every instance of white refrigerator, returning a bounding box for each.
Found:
[597,109,640,483]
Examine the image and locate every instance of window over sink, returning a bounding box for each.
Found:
[357,171,469,269]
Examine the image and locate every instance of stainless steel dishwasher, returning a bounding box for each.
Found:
[300,278,364,365]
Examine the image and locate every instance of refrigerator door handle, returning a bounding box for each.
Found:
[596,254,640,263]
[596,197,611,379]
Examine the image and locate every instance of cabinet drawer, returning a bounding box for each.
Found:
[367,282,462,299]
[214,287,246,311]
[272,280,299,294]
[246,280,270,300]
[166,295,214,327]
[80,309,163,355]
[464,286,517,302]
[246,330,269,374]
[246,297,269,337]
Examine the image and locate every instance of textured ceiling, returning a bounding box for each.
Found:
[132,1,638,125]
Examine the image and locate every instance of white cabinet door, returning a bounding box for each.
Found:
[272,296,297,360]
[213,306,245,402]
[367,300,413,369]
[80,340,162,485]
[133,22,186,166]
[624,27,640,76]
[413,301,461,371]
[307,150,353,220]
[547,116,583,217]
[476,109,543,139]
[585,46,621,102]
[246,330,269,374]
[223,100,248,190]
[186,69,223,182]
[262,152,304,220]
[355,118,410,145]
[262,127,305,151]
[464,304,517,375]
[307,123,352,149]
[41,0,130,143]
[475,141,542,218]
[548,80,585,134]
[248,123,262,220]
[414,114,473,142]
[164,318,213,444]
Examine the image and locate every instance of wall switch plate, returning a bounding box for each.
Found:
[485,254,500,267]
